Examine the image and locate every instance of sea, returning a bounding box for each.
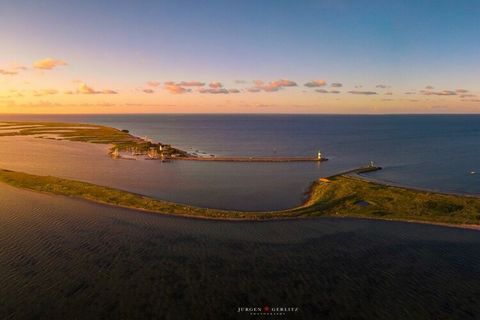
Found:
[1,114,479,210]
[1,114,480,319]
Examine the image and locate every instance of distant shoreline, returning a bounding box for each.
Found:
[0,121,327,163]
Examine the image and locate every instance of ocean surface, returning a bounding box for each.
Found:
[1,114,480,319]
[1,114,479,210]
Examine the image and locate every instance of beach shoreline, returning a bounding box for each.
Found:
[0,164,479,230]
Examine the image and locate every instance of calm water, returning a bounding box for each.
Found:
[1,184,479,319]
[1,114,480,210]
[1,114,480,319]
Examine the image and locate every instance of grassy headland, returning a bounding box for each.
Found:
[1,167,479,226]
[0,121,188,157]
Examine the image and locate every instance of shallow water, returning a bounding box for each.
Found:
[1,114,479,211]
[0,185,479,319]
[0,136,333,211]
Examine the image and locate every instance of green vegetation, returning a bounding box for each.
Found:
[303,174,480,225]
[0,121,188,157]
[1,167,479,226]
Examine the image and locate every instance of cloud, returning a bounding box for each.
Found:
[0,69,18,75]
[420,90,456,96]
[456,89,468,93]
[249,79,298,92]
[33,58,67,70]
[375,84,389,89]
[199,87,240,94]
[33,89,58,96]
[304,80,327,88]
[315,89,340,94]
[0,64,28,75]
[143,89,154,94]
[178,81,205,87]
[101,89,118,94]
[425,85,434,90]
[348,90,377,95]
[146,81,161,87]
[235,80,247,84]
[209,81,223,88]
[460,94,476,98]
[355,85,363,88]
[330,83,342,87]
[76,83,117,94]
[462,99,480,102]
[385,92,393,95]
[164,83,191,94]
[78,83,98,94]
[199,88,229,94]
[404,91,416,95]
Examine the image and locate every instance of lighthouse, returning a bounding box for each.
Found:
[317,150,322,160]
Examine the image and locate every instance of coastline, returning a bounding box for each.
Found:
[0,121,479,230]
[1,165,479,230]
[0,121,327,163]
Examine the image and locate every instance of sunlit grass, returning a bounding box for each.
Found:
[1,167,479,225]
[0,121,187,156]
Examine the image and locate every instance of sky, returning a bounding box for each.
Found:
[0,0,479,114]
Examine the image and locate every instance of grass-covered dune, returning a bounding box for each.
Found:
[1,167,479,226]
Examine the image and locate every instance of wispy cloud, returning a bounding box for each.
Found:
[0,65,28,75]
[304,80,326,88]
[199,88,229,94]
[143,89,155,94]
[348,90,377,95]
[425,85,434,90]
[146,81,161,87]
[33,58,67,70]
[33,89,58,96]
[375,84,389,89]
[456,89,469,93]
[199,87,240,94]
[76,83,117,94]
[0,69,18,75]
[330,83,342,87]
[420,90,456,96]
[178,81,205,87]
[249,79,297,92]
[164,82,191,94]
[315,89,340,94]
[209,81,223,88]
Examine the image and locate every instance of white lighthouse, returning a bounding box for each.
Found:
[317,150,322,160]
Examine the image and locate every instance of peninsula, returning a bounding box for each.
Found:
[0,121,327,162]
[0,166,479,228]
[0,121,479,228]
